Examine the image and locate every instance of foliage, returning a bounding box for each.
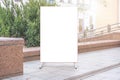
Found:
[0,0,55,47]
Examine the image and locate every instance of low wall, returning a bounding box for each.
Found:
[23,47,40,62]
[0,37,24,79]
[78,40,120,53]
[79,32,120,42]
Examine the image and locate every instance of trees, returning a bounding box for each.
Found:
[24,0,40,47]
[0,0,40,47]
[0,0,55,47]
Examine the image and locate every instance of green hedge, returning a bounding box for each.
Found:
[0,0,55,47]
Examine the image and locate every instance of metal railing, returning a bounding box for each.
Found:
[78,23,120,39]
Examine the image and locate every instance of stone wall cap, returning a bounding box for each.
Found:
[0,37,24,46]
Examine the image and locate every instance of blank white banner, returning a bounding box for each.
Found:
[40,7,78,62]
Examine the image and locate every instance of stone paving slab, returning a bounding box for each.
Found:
[82,67,120,80]
[3,47,120,80]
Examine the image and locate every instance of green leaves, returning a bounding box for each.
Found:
[24,0,40,47]
[0,0,55,47]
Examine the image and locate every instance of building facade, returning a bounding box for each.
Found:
[54,0,119,32]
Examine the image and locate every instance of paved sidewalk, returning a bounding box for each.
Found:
[3,47,120,80]
[82,67,120,80]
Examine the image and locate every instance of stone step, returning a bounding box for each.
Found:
[23,47,40,62]
[24,40,120,61]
